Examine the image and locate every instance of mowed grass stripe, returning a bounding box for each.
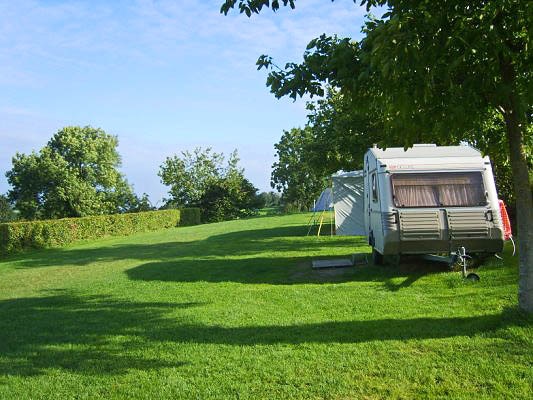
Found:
[0,213,531,399]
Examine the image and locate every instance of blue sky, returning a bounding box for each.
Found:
[0,0,369,203]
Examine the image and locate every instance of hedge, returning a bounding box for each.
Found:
[0,208,201,255]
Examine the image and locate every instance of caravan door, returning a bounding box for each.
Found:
[365,157,384,253]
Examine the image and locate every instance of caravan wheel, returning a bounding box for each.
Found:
[372,248,383,265]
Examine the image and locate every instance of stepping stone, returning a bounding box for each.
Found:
[312,258,354,269]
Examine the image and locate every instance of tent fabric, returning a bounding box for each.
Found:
[332,171,365,236]
[312,188,333,212]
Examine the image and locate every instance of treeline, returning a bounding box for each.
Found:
[0,126,281,224]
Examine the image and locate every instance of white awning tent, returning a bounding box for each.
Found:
[332,171,365,236]
[312,188,333,212]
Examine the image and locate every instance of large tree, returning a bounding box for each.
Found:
[305,89,387,174]
[6,126,136,219]
[221,0,533,311]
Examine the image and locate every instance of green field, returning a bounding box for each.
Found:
[0,213,531,399]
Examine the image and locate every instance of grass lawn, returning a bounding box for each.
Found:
[0,213,531,399]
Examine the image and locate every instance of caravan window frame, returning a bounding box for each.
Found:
[390,171,487,208]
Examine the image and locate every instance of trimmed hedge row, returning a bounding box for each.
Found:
[0,208,201,255]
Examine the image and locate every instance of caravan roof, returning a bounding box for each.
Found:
[367,145,487,171]
[368,145,481,159]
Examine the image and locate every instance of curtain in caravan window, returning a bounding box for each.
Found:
[392,172,486,207]
[393,185,439,207]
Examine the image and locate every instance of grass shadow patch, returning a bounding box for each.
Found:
[0,293,199,376]
[0,291,525,379]
[7,225,327,269]
[147,310,523,346]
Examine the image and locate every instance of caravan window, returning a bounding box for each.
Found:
[371,173,378,202]
[391,172,486,207]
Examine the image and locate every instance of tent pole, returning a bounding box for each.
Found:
[331,210,333,236]
[306,209,318,236]
[317,211,325,237]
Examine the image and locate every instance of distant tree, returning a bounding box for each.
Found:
[6,126,136,219]
[160,148,259,222]
[0,195,17,223]
[127,193,154,213]
[258,191,281,208]
[236,178,263,211]
[159,147,241,206]
[271,127,327,211]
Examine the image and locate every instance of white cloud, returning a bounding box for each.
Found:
[0,0,368,83]
[0,0,371,199]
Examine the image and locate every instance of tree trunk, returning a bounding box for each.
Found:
[499,57,533,311]
[498,54,533,312]
[504,117,533,312]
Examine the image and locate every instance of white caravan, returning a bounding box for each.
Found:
[363,144,504,264]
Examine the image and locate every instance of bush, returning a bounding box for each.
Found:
[198,178,261,223]
[0,208,200,255]
[179,208,201,226]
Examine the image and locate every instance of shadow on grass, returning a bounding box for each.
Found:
[5,223,460,286]
[0,292,197,376]
[0,292,526,377]
[383,261,452,291]
[10,225,341,268]
[150,312,523,345]
[124,257,451,286]
[6,225,378,285]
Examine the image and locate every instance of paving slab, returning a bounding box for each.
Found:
[312,259,354,269]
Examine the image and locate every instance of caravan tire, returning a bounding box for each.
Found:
[372,248,383,265]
